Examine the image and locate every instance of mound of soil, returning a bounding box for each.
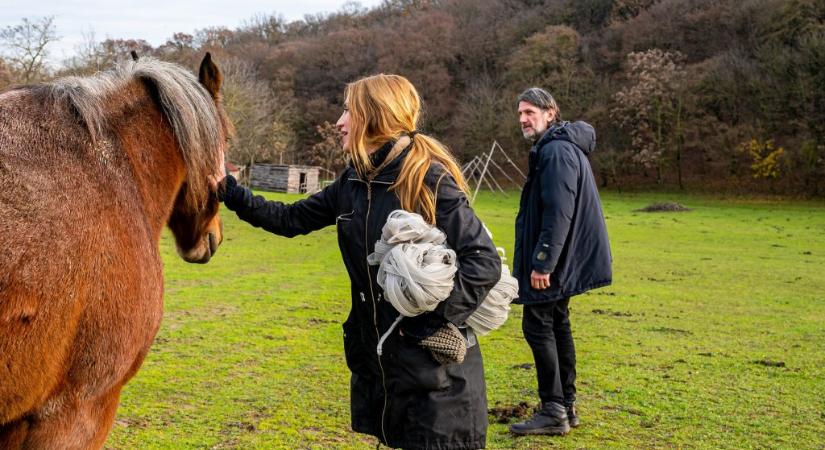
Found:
[488,402,535,424]
[753,359,786,367]
[635,202,692,212]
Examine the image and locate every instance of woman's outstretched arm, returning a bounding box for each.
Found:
[220,174,340,237]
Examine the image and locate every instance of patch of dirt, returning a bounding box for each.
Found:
[591,308,633,317]
[753,359,786,367]
[217,420,257,440]
[512,363,534,370]
[488,402,535,424]
[211,438,241,449]
[635,202,692,212]
[601,405,644,416]
[114,417,150,429]
[649,327,693,335]
[640,418,659,428]
[308,318,335,325]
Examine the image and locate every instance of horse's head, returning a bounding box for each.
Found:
[167,53,232,264]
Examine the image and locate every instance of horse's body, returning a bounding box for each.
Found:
[0,55,229,448]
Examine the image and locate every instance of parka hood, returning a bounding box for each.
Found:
[536,121,596,155]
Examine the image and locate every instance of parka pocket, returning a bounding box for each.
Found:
[392,332,452,392]
[336,210,356,239]
[336,210,355,224]
[342,319,371,377]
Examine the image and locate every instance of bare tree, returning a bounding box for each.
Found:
[221,58,294,183]
[451,74,517,161]
[62,30,153,76]
[240,13,287,44]
[0,16,58,83]
[68,28,103,74]
[0,58,12,90]
[309,121,346,174]
[612,49,686,184]
[156,33,197,66]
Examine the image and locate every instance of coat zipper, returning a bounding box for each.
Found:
[364,180,390,444]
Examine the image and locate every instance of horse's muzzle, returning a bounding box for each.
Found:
[207,231,219,256]
[177,232,218,264]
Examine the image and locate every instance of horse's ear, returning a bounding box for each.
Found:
[130,51,139,61]
[198,52,222,100]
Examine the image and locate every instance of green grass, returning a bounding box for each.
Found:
[106,191,825,449]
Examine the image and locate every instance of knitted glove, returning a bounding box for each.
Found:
[418,322,467,365]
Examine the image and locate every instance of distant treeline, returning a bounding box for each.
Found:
[2,0,823,195]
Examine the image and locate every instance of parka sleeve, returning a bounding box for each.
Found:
[432,171,502,326]
[513,206,525,279]
[222,174,340,237]
[532,143,579,274]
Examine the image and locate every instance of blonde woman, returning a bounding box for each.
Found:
[217,74,501,449]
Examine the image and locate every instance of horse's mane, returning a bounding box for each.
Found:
[26,57,223,210]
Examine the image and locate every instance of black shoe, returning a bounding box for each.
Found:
[566,404,579,428]
[509,402,570,436]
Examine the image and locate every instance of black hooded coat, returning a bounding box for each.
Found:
[512,121,612,304]
[222,139,502,449]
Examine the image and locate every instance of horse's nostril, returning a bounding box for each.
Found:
[207,232,218,256]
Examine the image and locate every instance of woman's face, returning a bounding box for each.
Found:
[336,106,350,151]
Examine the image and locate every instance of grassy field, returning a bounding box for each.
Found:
[106,190,825,449]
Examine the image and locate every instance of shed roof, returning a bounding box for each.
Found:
[255,164,320,171]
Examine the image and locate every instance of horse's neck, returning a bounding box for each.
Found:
[109,81,187,242]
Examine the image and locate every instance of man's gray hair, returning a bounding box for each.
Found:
[517,87,562,120]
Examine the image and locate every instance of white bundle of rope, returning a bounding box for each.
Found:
[465,246,518,335]
[368,210,517,336]
[367,210,457,317]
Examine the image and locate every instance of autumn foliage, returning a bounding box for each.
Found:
[2,0,823,195]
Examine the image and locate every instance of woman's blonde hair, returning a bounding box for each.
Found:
[344,74,469,224]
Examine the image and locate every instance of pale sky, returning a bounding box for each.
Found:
[0,1,383,65]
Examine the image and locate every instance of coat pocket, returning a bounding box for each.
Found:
[342,319,372,377]
[336,210,356,241]
[336,210,355,224]
[391,332,452,392]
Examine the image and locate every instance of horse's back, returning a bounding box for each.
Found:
[0,89,90,298]
[0,89,163,425]
[0,90,95,421]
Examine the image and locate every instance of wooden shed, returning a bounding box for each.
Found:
[249,164,321,194]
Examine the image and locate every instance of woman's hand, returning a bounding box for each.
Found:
[208,148,227,192]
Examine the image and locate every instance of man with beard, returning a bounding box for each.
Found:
[509,87,612,436]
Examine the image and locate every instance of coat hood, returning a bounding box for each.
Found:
[536,121,596,155]
[350,136,414,183]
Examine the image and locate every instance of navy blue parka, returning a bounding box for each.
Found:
[513,121,612,304]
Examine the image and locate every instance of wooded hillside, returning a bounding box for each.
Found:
[3,0,823,195]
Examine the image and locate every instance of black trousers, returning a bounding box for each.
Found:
[521,298,576,405]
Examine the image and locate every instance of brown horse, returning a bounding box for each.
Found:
[0,53,231,448]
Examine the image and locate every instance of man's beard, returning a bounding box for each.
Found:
[522,125,545,141]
